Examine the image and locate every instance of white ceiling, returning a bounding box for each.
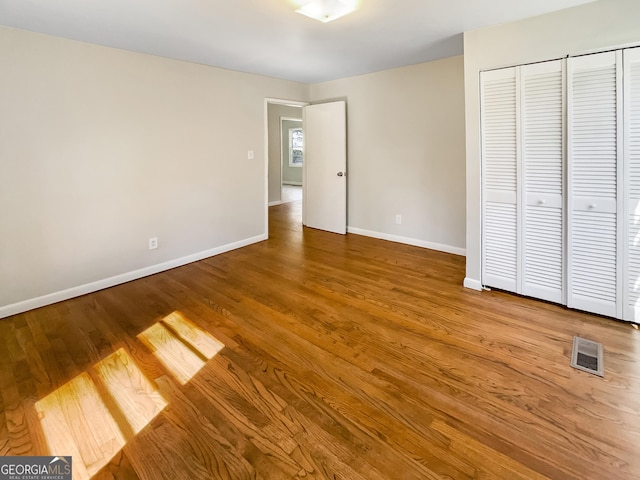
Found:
[0,0,595,83]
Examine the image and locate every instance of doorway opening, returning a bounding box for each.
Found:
[264,98,347,238]
[265,99,307,231]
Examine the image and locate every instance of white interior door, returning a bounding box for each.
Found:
[303,101,347,234]
[623,46,640,321]
[567,51,623,318]
[521,60,565,304]
[481,67,520,292]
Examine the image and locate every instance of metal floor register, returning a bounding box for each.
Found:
[570,336,604,377]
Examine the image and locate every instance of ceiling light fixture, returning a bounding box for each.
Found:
[295,0,357,23]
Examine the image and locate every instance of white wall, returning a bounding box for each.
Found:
[0,26,308,317]
[464,0,640,289]
[267,104,302,203]
[310,56,466,255]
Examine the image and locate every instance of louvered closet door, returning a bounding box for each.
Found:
[521,60,565,303]
[481,67,519,292]
[624,47,640,321]
[567,51,622,318]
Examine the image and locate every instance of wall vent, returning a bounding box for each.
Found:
[570,336,604,377]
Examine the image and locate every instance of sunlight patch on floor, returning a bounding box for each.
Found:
[93,349,167,434]
[35,372,122,480]
[138,311,224,385]
[162,311,225,360]
[33,311,222,479]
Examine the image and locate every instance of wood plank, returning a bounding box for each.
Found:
[92,451,140,480]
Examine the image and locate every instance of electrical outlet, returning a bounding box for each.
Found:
[395,214,402,225]
[247,150,254,160]
[149,237,158,250]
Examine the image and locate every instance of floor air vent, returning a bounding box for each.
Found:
[570,336,604,377]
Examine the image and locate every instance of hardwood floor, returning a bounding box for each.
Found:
[281,185,302,204]
[1,200,640,479]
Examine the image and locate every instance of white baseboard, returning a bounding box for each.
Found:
[0,234,267,320]
[269,200,283,206]
[463,277,483,291]
[347,227,466,256]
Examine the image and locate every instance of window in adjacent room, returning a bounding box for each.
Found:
[289,127,303,167]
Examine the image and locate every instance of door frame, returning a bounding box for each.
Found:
[264,98,309,238]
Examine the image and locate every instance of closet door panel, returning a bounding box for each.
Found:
[624,47,640,321]
[481,68,519,292]
[521,60,564,303]
[567,51,622,318]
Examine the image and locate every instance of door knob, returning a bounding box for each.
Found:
[588,203,597,209]
[337,172,344,177]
